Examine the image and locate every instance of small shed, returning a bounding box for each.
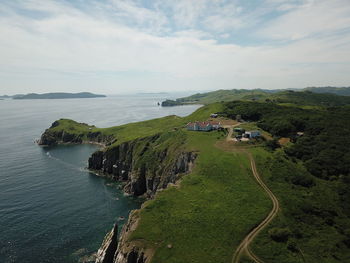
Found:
[245,130,261,138]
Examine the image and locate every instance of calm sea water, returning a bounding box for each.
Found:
[0,94,200,263]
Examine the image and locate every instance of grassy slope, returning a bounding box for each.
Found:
[248,148,350,263]
[270,90,350,107]
[129,130,271,263]
[46,99,350,262]
[304,87,350,96]
[165,89,350,108]
[176,89,268,104]
[45,103,273,262]
[47,103,224,147]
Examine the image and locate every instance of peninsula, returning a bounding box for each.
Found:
[39,90,350,263]
[11,92,106,100]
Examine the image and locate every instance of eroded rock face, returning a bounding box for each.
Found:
[94,211,150,263]
[93,135,197,263]
[88,136,197,197]
[117,247,146,263]
[95,224,119,263]
[113,211,149,263]
[38,121,115,146]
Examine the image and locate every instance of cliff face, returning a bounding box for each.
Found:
[92,133,197,263]
[88,134,196,198]
[113,211,150,263]
[95,224,119,263]
[38,121,115,146]
[95,210,152,263]
[39,122,197,263]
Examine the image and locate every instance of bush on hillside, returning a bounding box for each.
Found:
[269,227,291,242]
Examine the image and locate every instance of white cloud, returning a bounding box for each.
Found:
[0,0,349,94]
[258,0,350,40]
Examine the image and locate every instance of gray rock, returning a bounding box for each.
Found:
[95,224,119,263]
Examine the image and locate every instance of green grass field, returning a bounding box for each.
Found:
[128,131,271,263]
[45,99,350,262]
[48,103,225,147]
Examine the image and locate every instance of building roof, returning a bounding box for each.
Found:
[208,121,221,125]
[246,130,260,133]
[187,121,221,129]
[187,121,214,128]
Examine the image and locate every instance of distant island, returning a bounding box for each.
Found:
[10,92,106,100]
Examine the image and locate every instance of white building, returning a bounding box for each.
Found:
[245,130,261,138]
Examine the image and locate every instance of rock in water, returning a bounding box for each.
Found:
[95,224,119,263]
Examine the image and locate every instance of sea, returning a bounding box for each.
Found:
[0,93,200,263]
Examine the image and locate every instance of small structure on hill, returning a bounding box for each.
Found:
[210,113,218,118]
[186,121,221,131]
[236,114,242,122]
[244,130,261,138]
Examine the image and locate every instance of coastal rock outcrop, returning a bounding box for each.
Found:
[39,122,197,263]
[93,133,197,262]
[38,120,115,146]
[94,210,150,263]
[113,210,149,263]
[95,224,119,263]
[88,134,197,198]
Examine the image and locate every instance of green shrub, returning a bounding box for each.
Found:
[269,227,291,242]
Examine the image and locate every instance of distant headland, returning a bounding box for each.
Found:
[0,92,106,100]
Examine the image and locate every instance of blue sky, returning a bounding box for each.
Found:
[0,0,350,94]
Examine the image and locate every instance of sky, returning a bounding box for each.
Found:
[0,0,350,95]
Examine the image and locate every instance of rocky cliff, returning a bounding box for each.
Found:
[94,210,151,263]
[95,224,119,263]
[38,120,115,146]
[113,210,151,263]
[92,133,197,263]
[88,133,196,198]
[39,122,197,263]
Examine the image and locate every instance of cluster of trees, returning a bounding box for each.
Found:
[224,101,350,180]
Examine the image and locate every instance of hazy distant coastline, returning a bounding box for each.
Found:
[0,92,106,100]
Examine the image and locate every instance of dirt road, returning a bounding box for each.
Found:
[223,124,240,142]
[232,152,280,263]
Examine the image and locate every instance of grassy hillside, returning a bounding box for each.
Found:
[162,89,350,108]
[305,86,350,96]
[270,90,350,107]
[122,100,350,262]
[44,102,224,147]
[224,101,350,179]
[128,130,271,263]
[43,96,350,262]
[162,89,269,106]
[248,148,350,263]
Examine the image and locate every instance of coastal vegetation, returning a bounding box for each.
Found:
[127,130,271,263]
[39,90,350,263]
[248,148,350,262]
[162,88,350,107]
[305,86,350,96]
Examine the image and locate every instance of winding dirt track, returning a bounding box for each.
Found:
[232,152,280,263]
